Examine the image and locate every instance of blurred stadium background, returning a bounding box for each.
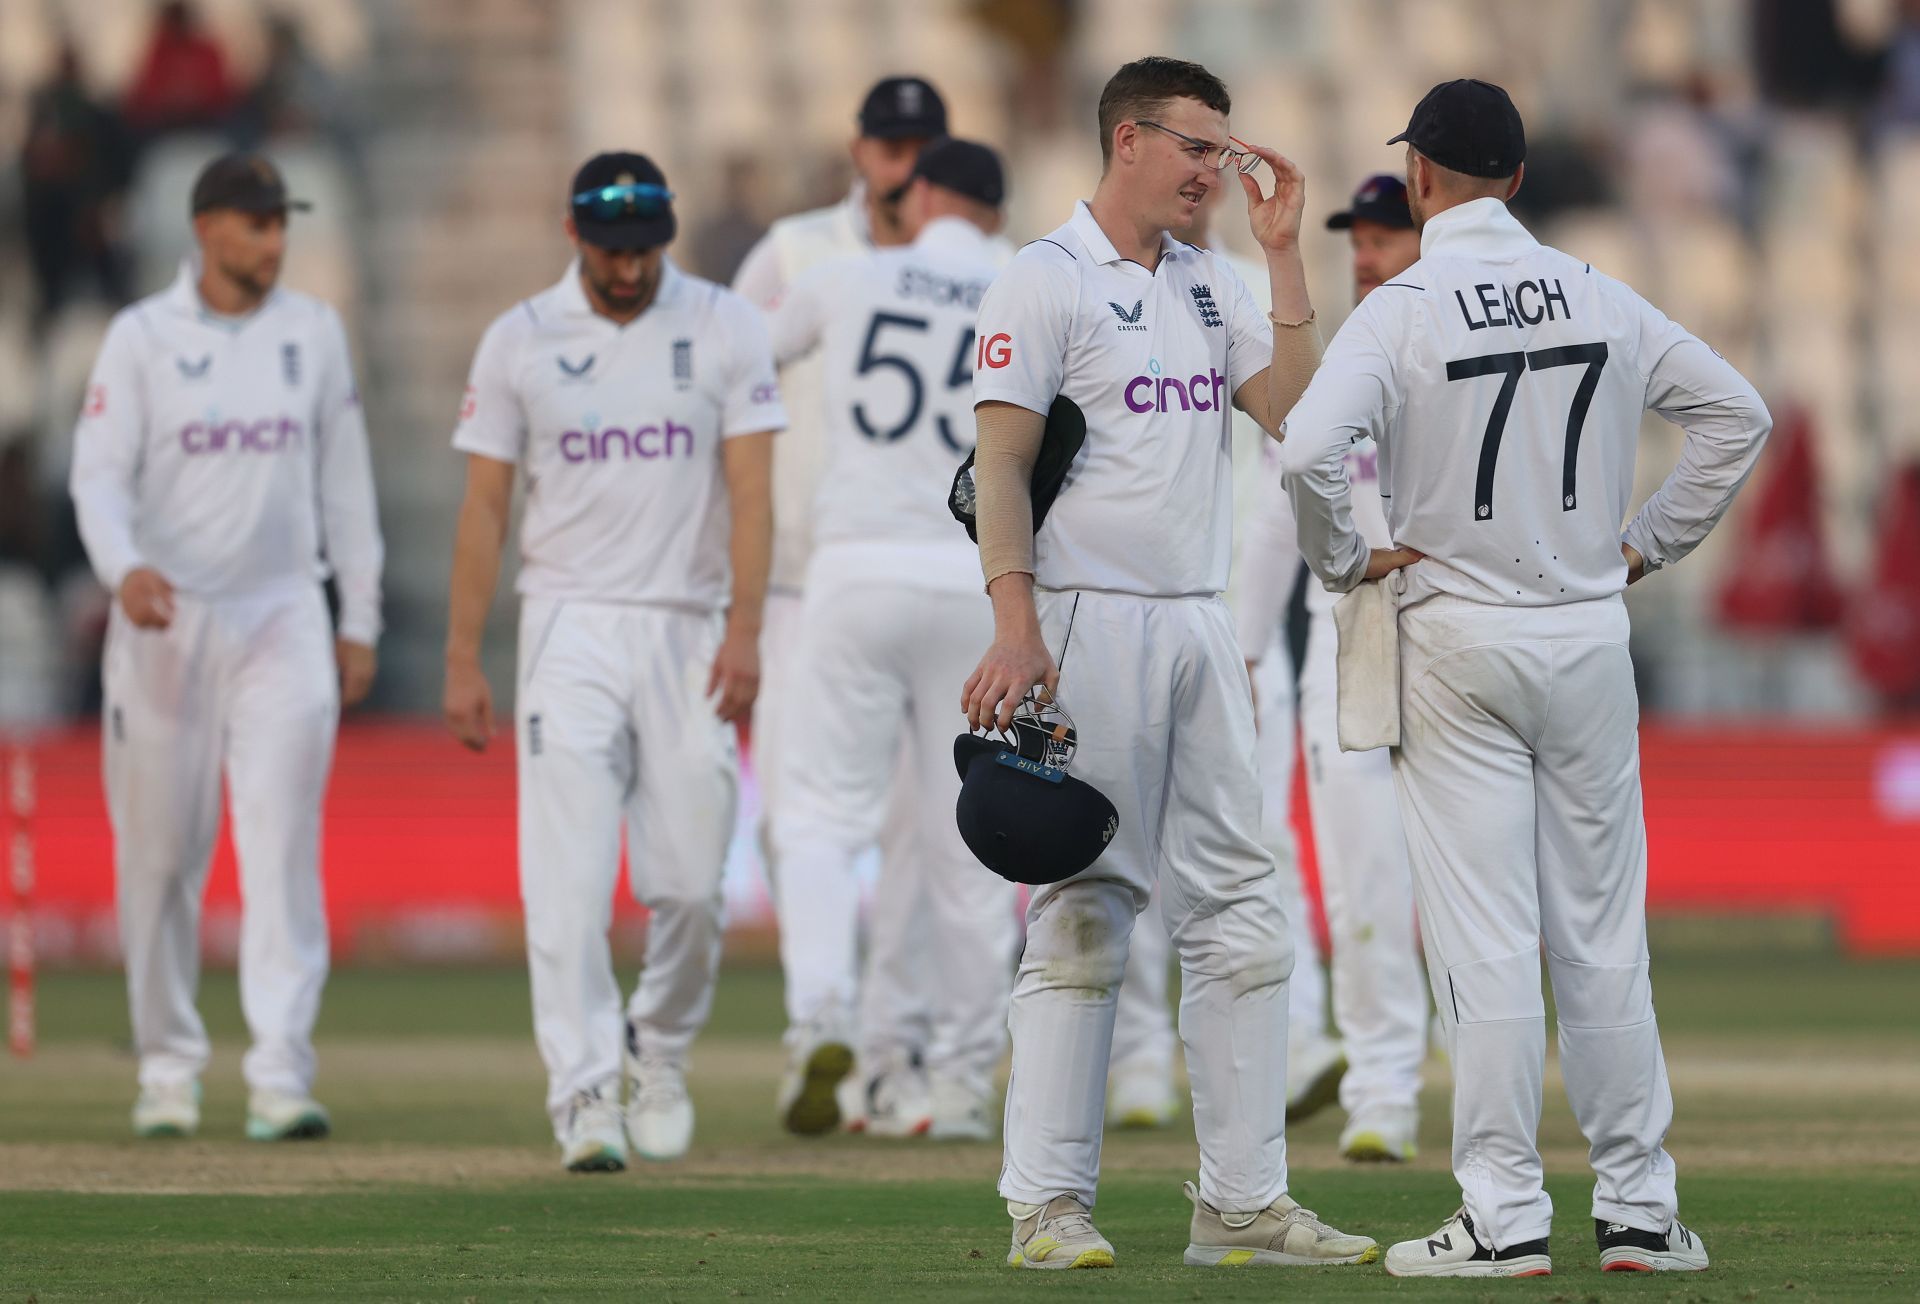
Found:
[1,0,1918,976]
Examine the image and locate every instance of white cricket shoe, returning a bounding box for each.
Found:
[1339,1103,1418,1163]
[1006,1195,1115,1270]
[858,1065,934,1138]
[1285,1036,1347,1122]
[928,1075,994,1140]
[1108,1060,1179,1129]
[777,1020,855,1136]
[1182,1181,1380,1267]
[1385,1207,1551,1277]
[560,1085,627,1172]
[245,1089,330,1141]
[132,1081,200,1138]
[1597,1217,1709,1272]
[625,1061,694,1161]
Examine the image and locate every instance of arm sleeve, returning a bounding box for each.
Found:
[1277,296,1400,594]
[766,265,827,367]
[973,401,1046,586]
[451,312,530,463]
[730,230,786,309]
[314,308,384,644]
[67,313,149,592]
[971,253,1072,417]
[1232,440,1300,657]
[1619,301,1773,574]
[720,296,787,438]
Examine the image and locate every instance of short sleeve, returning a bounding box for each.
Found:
[451,310,529,464]
[971,250,1073,416]
[1218,257,1275,393]
[719,295,787,438]
[767,263,830,367]
[731,229,785,309]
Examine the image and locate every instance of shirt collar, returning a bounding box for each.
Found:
[1418,197,1538,262]
[1067,200,1185,267]
[165,257,279,326]
[552,255,684,322]
[912,215,994,256]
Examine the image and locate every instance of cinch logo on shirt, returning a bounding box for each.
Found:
[179,417,305,454]
[558,421,694,462]
[1123,367,1227,414]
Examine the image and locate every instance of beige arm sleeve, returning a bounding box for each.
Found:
[973,400,1047,587]
[1233,311,1326,436]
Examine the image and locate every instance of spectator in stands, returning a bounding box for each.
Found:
[1875,0,1920,132]
[122,1,239,144]
[20,43,133,323]
[236,14,352,152]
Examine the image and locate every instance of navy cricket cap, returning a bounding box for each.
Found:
[569,152,676,251]
[858,76,947,139]
[1388,78,1526,179]
[191,153,310,215]
[953,734,1118,886]
[910,137,1006,207]
[1325,173,1413,230]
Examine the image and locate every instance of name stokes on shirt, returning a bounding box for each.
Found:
[1455,277,1570,331]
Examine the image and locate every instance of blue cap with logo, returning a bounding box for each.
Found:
[1325,173,1413,230]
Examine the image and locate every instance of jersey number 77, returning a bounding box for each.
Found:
[1446,343,1608,520]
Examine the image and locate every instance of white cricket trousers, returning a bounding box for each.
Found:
[103,584,338,1096]
[1392,592,1678,1248]
[1002,591,1294,1213]
[770,547,1016,1094]
[1110,641,1327,1076]
[1298,613,1428,1117]
[516,598,737,1138]
[758,588,931,1075]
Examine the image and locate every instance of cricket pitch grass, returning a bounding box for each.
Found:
[3,939,1918,1301]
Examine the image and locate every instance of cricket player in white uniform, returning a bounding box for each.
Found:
[1237,173,1431,1163]
[69,153,382,1142]
[442,153,781,1171]
[1281,81,1769,1277]
[1107,179,1343,1133]
[963,57,1377,1271]
[766,139,1015,1142]
[733,78,954,1127]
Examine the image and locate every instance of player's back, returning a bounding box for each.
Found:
[1371,199,1660,607]
[805,218,999,548]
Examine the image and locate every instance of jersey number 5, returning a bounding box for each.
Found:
[853,312,975,451]
[1446,343,1608,520]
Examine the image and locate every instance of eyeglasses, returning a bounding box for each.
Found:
[571,182,674,221]
[1134,120,1261,175]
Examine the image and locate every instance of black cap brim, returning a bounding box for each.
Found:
[1326,207,1413,231]
[196,196,312,215]
[574,213,676,251]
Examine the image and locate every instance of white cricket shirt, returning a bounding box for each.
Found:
[451,258,785,610]
[768,216,1000,591]
[68,261,384,642]
[972,201,1273,598]
[1281,197,1771,607]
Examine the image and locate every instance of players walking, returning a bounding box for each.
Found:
[69,152,383,1142]
[962,57,1377,1270]
[442,153,781,1171]
[1282,80,1769,1276]
[766,139,1015,1142]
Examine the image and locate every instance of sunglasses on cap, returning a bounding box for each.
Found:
[571,182,674,222]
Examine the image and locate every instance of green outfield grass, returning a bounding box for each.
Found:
[3,946,1918,1301]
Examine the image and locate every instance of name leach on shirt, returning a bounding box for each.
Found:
[451,258,786,610]
[970,201,1273,599]
[68,261,385,643]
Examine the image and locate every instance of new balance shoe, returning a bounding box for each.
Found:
[1182,1181,1380,1266]
[860,1065,934,1138]
[625,1061,693,1161]
[928,1075,994,1141]
[1006,1195,1115,1270]
[1108,1060,1179,1129]
[1385,1207,1551,1278]
[245,1089,330,1141]
[1285,1037,1347,1123]
[132,1081,200,1138]
[1339,1104,1418,1163]
[777,1020,855,1136]
[560,1085,627,1172]
[1597,1217,1709,1272]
